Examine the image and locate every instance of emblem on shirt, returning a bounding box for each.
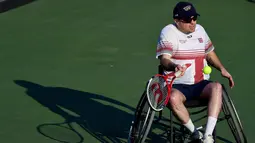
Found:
[179,40,187,44]
[187,35,192,38]
[198,38,203,43]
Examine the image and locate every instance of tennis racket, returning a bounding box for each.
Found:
[146,63,191,112]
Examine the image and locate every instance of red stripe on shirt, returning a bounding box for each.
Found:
[194,56,204,83]
[172,55,204,59]
[205,42,213,50]
[156,47,173,52]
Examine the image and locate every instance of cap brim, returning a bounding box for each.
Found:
[173,12,200,19]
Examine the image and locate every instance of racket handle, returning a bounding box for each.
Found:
[174,64,187,77]
[174,70,182,77]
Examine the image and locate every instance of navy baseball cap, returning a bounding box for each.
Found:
[173,2,200,20]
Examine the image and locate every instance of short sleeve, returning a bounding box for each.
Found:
[204,30,214,54]
[156,27,177,59]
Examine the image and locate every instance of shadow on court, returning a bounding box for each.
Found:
[14,80,136,143]
[0,0,37,13]
[247,0,255,3]
[13,80,234,143]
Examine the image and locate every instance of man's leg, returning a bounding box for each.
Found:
[169,89,196,133]
[200,82,222,140]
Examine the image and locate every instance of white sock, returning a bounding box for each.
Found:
[183,119,195,133]
[204,116,217,137]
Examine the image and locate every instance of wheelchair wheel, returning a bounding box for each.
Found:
[222,85,247,143]
[128,91,156,143]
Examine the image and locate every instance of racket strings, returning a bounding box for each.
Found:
[148,76,169,110]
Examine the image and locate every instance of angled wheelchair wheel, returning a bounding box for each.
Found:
[222,85,247,143]
[128,91,156,143]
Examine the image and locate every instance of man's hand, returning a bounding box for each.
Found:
[175,64,188,77]
[221,68,234,88]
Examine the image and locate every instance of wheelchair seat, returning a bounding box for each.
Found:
[184,99,208,108]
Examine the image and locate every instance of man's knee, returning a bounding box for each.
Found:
[209,82,222,93]
[203,82,223,98]
[169,89,186,106]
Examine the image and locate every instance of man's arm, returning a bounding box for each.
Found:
[158,54,187,77]
[206,50,225,71]
[206,50,235,88]
[158,54,177,71]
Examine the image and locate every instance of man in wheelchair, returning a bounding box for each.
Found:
[156,1,234,143]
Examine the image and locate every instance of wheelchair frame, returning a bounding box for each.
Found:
[127,67,247,143]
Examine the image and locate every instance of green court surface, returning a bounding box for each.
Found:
[0,0,254,142]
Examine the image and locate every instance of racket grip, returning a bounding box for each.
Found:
[174,70,182,77]
[174,64,187,77]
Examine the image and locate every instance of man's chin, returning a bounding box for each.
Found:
[189,29,195,33]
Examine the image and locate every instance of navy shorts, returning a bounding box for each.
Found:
[172,80,212,101]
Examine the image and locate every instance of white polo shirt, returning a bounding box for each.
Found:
[156,23,214,85]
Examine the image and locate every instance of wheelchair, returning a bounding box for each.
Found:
[127,66,247,143]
